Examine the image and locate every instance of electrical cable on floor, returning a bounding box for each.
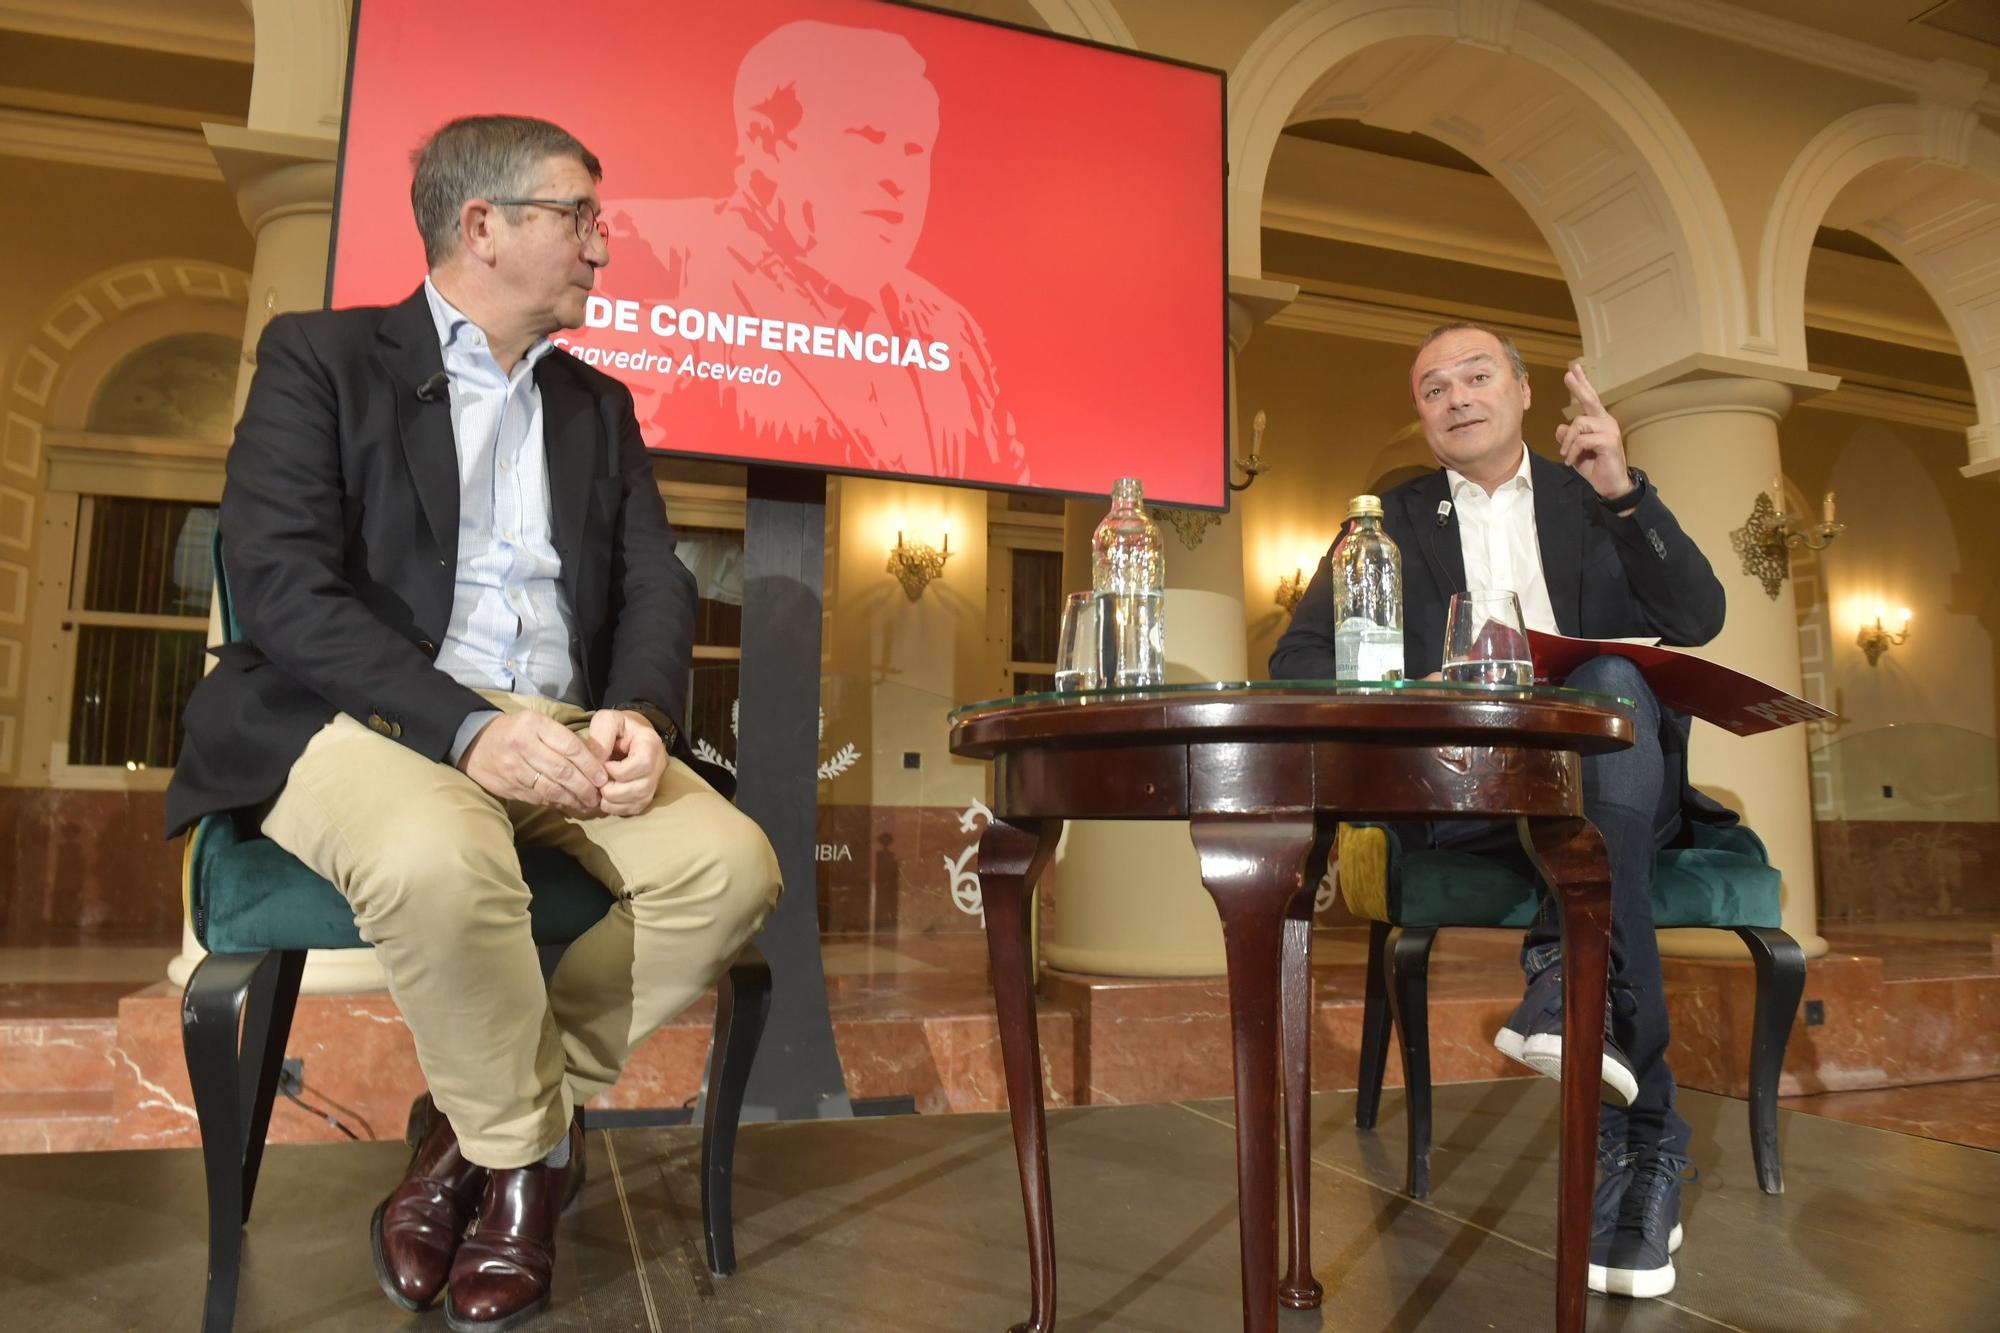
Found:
[281,1085,360,1140]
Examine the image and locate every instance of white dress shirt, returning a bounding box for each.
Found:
[422,280,580,758]
[1445,446,1560,634]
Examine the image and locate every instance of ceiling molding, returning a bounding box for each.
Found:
[1586,0,1999,118]
[1794,380,1978,431]
[1264,143,1962,356]
[1264,284,1584,368]
[1263,136,1564,279]
[1264,282,1970,433]
[0,107,220,180]
[0,2,252,63]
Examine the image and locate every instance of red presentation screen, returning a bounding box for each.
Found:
[330,0,1227,508]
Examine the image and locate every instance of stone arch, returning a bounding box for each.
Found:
[1024,0,1134,47]
[1228,0,1745,394]
[0,259,248,777]
[1760,102,2000,476]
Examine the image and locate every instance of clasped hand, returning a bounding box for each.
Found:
[458,708,667,817]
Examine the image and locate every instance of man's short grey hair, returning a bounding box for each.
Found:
[1412,321,1529,384]
[409,115,602,267]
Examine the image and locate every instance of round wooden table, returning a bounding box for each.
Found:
[948,681,1635,1333]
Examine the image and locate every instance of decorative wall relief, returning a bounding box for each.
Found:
[945,798,993,918]
[690,699,862,782]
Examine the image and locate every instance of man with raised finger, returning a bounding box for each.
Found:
[1272,322,1728,1300]
[166,114,781,1332]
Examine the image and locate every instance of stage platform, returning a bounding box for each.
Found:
[7,920,1998,1156]
[3,1081,1993,1331]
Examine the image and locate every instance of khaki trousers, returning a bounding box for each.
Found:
[261,691,781,1168]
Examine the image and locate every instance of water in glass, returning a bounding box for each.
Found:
[1090,477,1165,685]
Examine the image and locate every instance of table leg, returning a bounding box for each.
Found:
[1521,816,1613,1333]
[1192,816,1323,1333]
[1279,826,1333,1310]
[978,816,1063,1333]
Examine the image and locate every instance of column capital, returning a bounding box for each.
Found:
[1962,422,2000,480]
[204,123,338,237]
[1598,353,1838,423]
[1614,375,1801,435]
[1227,275,1300,355]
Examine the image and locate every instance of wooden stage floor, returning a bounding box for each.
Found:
[3,1079,1993,1332]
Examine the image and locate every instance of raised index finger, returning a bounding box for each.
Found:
[1565,360,1605,414]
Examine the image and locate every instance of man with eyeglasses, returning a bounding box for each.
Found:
[167,113,781,1332]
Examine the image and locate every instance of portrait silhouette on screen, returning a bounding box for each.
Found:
[608,20,1029,484]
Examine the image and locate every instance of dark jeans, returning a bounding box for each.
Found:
[1427,654,1688,1151]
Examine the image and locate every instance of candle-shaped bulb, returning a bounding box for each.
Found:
[1823,491,1835,525]
[942,529,950,553]
[896,528,904,549]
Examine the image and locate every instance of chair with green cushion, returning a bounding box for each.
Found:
[1340,818,1805,1200]
[180,534,771,1333]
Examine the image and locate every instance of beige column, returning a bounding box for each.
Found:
[170,90,378,990]
[1616,378,1829,960]
[1042,282,1296,977]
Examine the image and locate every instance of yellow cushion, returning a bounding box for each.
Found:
[1337,822,1389,921]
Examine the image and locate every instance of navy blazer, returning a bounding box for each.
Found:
[166,288,697,837]
[1269,451,1730,830]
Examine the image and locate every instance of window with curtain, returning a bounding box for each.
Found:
[674,524,745,769]
[64,497,216,768]
[1006,547,1062,695]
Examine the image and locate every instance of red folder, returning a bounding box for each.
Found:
[1525,630,1836,736]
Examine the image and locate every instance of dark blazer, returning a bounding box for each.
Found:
[1269,451,1730,828]
[165,287,697,837]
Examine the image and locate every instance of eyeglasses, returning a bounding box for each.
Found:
[487,196,604,243]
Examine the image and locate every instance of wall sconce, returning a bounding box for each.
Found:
[1231,409,1273,493]
[1274,567,1307,613]
[1165,409,1276,552]
[886,528,951,601]
[1856,607,1910,667]
[1730,480,1844,599]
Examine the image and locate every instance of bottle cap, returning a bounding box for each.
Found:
[1346,494,1384,519]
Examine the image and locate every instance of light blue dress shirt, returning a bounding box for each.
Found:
[422,279,581,761]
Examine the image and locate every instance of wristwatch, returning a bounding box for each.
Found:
[1599,467,1648,512]
[614,700,681,750]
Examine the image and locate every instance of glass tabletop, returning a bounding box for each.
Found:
[949,678,1636,721]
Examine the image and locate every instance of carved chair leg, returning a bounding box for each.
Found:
[1384,927,1439,1199]
[1355,920,1393,1131]
[237,950,304,1220]
[1735,927,1805,1195]
[183,951,273,1333]
[702,942,773,1275]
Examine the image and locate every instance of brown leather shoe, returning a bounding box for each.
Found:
[370,1093,486,1312]
[444,1113,586,1333]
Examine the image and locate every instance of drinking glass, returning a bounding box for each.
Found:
[1053,592,1099,692]
[1442,590,1533,686]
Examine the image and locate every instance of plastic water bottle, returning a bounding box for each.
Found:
[1331,494,1404,681]
[1091,476,1165,686]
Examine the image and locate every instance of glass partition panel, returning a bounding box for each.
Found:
[817,672,987,938]
[1809,723,2000,925]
